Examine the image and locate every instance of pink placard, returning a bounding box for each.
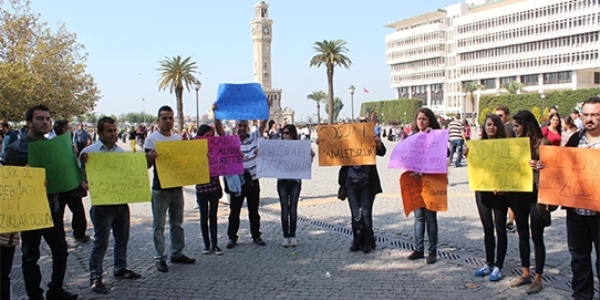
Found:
[388,130,448,174]
[203,136,244,176]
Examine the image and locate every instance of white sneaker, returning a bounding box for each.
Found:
[289,238,298,247]
[281,238,290,247]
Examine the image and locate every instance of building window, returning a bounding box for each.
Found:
[500,76,517,84]
[521,74,539,86]
[481,78,496,89]
[543,71,572,84]
[594,72,600,84]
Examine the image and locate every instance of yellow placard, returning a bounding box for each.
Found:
[317,123,376,166]
[0,166,53,233]
[86,153,151,206]
[466,138,533,192]
[155,140,210,188]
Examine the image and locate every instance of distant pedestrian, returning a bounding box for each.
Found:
[73,123,91,154]
[447,113,465,167]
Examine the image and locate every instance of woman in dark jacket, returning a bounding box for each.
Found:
[337,136,386,253]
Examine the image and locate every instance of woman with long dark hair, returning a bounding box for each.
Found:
[407,107,443,264]
[466,114,509,281]
[508,110,547,294]
[195,124,224,255]
[560,115,579,146]
[541,113,561,146]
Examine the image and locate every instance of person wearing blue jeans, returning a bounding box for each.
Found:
[447,113,465,167]
[449,139,464,167]
[278,179,301,247]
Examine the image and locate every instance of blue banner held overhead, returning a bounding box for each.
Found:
[215,83,269,120]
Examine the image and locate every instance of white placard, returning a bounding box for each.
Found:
[257,139,312,179]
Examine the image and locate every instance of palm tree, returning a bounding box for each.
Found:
[324,96,344,122]
[498,80,527,94]
[309,40,352,124]
[306,90,327,125]
[156,55,198,133]
[462,81,485,115]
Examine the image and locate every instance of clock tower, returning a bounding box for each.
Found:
[250,1,294,124]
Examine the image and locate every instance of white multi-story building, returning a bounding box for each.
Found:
[385,0,600,119]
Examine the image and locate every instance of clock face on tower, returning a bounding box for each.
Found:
[263,27,270,34]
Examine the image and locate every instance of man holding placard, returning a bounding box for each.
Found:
[80,117,142,294]
[3,105,78,300]
[145,105,195,273]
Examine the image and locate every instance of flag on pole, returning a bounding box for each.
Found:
[363,88,369,94]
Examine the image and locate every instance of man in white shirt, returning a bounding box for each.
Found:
[80,117,141,294]
[447,113,465,167]
[145,106,195,272]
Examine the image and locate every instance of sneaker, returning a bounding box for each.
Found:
[407,250,424,260]
[426,252,437,264]
[211,246,224,255]
[113,269,141,279]
[526,281,542,294]
[289,238,298,247]
[489,267,503,281]
[156,260,168,273]
[171,255,196,264]
[281,238,290,247]
[90,279,108,294]
[46,288,78,300]
[202,248,211,255]
[474,265,491,277]
[253,237,266,246]
[226,239,237,249]
[506,222,516,233]
[509,276,532,288]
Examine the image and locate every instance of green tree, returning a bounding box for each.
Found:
[498,81,526,94]
[85,113,98,124]
[309,40,352,124]
[156,55,198,133]
[324,96,344,123]
[0,0,101,121]
[306,90,327,125]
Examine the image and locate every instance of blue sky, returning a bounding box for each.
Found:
[30,0,459,122]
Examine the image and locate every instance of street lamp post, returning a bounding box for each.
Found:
[540,91,546,115]
[348,85,355,121]
[403,111,407,124]
[142,98,146,124]
[194,80,202,128]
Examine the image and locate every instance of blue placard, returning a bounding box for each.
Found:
[215,83,269,120]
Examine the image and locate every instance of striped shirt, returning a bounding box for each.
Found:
[574,130,600,216]
[241,131,260,180]
[447,120,464,141]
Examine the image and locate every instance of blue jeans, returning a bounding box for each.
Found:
[89,205,130,280]
[152,188,185,261]
[449,139,464,167]
[277,180,301,238]
[413,207,438,252]
[345,185,374,244]
[196,191,221,249]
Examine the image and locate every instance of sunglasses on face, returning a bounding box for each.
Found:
[283,131,291,135]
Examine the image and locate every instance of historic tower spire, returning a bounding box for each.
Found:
[251,1,273,89]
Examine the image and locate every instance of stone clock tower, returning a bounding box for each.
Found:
[250,1,294,124]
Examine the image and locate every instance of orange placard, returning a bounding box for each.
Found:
[400,172,448,217]
[317,123,376,166]
[538,145,600,211]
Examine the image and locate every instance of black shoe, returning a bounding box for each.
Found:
[407,250,424,260]
[46,288,78,300]
[156,260,168,272]
[362,243,372,254]
[171,254,196,264]
[253,237,266,246]
[226,239,237,249]
[212,246,224,255]
[349,241,361,252]
[114,269,142,279]
[90,279,108,294]
[74,235,90,243]
[426,252,437,264]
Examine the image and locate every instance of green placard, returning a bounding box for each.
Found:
[28,133,82,194]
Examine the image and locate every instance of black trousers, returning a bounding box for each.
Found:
[567,209,600,300]
[227,179,261,241]
[59,191,88,239]
[20,210,68,300]
[476,192,508,269]
[0,245,15,300]
[508,190,546,274]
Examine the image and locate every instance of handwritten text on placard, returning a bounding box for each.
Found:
[388,130,448,174]
[466,138,532,192]
[207,136,244,176]
[257,139,312,179]
[0,166,53,233]
[215,83,269,120]
[538,146,600,211]
[399,172,447,217]
[155,140,210,188]
[28,133,82,193]
[86,153,151,206]
[318,123,376,166]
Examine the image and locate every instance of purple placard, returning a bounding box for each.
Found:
[207,136,243,176]
[388,129,449,174]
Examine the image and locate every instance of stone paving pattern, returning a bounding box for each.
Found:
[9,139,587,299]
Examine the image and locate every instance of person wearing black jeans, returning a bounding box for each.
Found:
[226,176,261,246]
[0,234,18,300]
[475,192,508,280]
[58,190,89,242]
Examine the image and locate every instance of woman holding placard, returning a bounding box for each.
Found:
[508,110,547,294]
[465,114,509,282]
[407,107,442,264]
[278,124,314,247]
